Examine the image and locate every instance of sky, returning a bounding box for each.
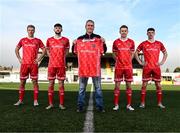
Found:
[0,0,180,72]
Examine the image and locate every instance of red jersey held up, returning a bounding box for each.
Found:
[74,38,104,77]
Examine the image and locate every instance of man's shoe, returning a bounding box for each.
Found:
[126,105,134,111]
[14,100,23,106]
[46,104,53,110]
[158,103,165,109]
[139,103,145,108]
[59,104,66,110]
[113,105,119,111]
[34,100,39,106]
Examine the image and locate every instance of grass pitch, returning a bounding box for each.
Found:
[0,82,179,132]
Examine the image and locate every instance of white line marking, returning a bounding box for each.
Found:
[83,84,94,132]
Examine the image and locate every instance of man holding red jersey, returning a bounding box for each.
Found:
[72,20,107,112]
[135,28,168,109]
[14,25,46,106]
[46,23,70,110]
[113,25,135,111]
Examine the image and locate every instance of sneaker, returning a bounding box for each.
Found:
[59,104,66,110]
[139,103,145,108]
[46,104,53,110]
[34,100,39,106]
[76,106,84,113]
[96,107,105,113]
[158,103,165,109]
[113,105,119,111]
[14,100,23,106]
[127,105,134,111]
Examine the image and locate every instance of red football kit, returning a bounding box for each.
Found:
[46,36,70,106]
[137,40,167,105]
[113,38,135,106]
[16,37,45,102]
[113,38,135,82]
[46,36,70,80]
[136,40,166,81]
[17,37,45,80]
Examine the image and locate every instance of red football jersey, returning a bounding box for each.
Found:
[17,37,45,64]
[113,38,135,69]
[74,38,104,77]
[137,40,166,68]
[46,36,70,67]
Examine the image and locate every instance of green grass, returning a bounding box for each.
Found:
[0,83,180,132]
[95,84,180,132]
[0,83,91,132]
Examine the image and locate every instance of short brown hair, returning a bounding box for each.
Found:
[27,25,35,30]
[120,25,128,30]
[147,28,155,32]
[86,20,94,25]
[54,23,62,28]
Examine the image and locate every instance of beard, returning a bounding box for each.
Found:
[55,31,61,35]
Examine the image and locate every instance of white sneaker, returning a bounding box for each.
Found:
[139,103,145,108]
[127,105,134,111]
[34,100,39,106]
[46,104,53,110]
[14,100,23,106]
[158,103,165,109]
[113,105,119,111]
[59,104,66,110]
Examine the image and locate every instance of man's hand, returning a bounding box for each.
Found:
[157,62,164,66]
[139,61,146,66]
[18,58,22,64]
[34,58,40,64]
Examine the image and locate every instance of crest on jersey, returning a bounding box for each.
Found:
[91,44,96,48]
[61,40,66,45]
[127,43,131,46]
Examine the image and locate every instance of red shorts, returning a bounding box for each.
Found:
[142,67,161,82]
[48,67,65,80]
[20,64,38,80]
[114,68,133,82]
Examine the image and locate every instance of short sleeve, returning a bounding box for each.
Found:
[66,38,70,49]
[112,40,118,53]
[160,42,166,52]
[46,39,50,49]
[17,39,23,48]
[136,42,143,52]
[39,39,45,49]
[130,40,135,52]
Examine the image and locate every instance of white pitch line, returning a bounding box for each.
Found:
[83,84,94,133]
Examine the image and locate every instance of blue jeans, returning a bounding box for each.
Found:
[77,77,104,109]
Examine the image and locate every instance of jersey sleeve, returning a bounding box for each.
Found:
[112,40,118,53]
[17,39,23,48]
[100,39,104,54]
[136,42,143,52]
[160,42,166,52]
[66,38,70,49]
[39,39,45,49]
[130,40,135,52]
[46,39,50,49]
